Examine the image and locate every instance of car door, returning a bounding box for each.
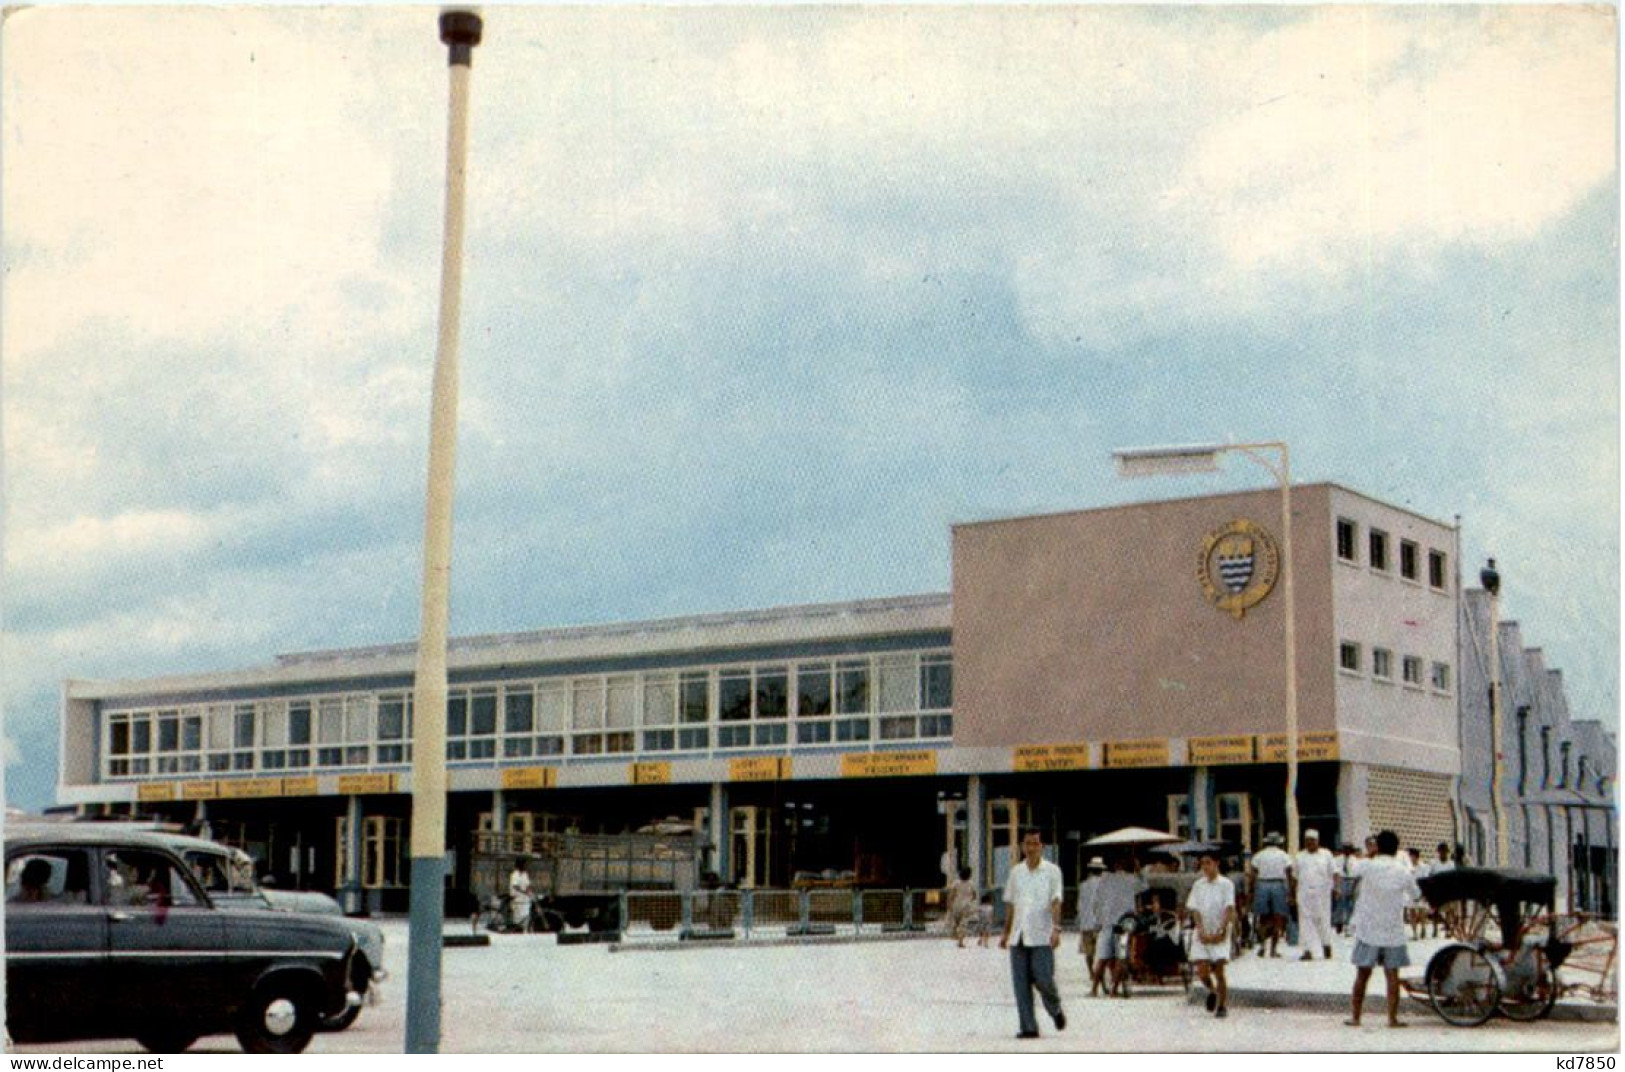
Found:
[4,845,107,1041]
[102,847,227,1034]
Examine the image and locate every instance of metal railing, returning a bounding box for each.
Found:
[618,887,971,944]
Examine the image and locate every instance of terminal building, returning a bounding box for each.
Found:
[53,484,1614,914]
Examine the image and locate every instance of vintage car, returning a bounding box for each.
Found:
[158,831,386,1030]
[4,824,361,1053]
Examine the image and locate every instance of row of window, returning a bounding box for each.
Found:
[1338,641,1451,691]
[1335,518,1450,590]
[102,650,954,779]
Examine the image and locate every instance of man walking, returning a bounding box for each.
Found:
[1186,850,1236,1018]
[1248,832,1291,958]
[1000,829,1067,1039]
[1076,857,1107,982]
[1346,830,1421,1029]
[1293,828,1337,960]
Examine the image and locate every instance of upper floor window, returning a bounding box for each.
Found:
[1372,648,1394,680]
[1339,642,1361,673]
[1402,655,1424,686]
[1400,540,1420,581]
[1368,530,1389,572]
[1428,550,1449,590]
[1336,518,1358,563]
[1430,661,1451,692]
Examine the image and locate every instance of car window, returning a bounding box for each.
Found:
[6,849,92,906]
[185,850,233,893]
[104,850,203,909]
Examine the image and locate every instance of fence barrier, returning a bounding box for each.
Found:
[611,887,1001,945]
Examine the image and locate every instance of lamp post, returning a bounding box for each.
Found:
[1113,442,1300,853]
[1481,557,1507,867]
[407,9,482,1055]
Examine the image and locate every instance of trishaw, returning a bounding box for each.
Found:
[1409,867,1570,1026]
[1111,872,1195,995]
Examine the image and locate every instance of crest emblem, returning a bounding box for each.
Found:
[1197,520,1280,618]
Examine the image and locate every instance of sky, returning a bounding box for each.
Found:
[2,5,1617,812]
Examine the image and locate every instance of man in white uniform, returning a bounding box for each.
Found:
[1075,857,1107,984]
[1293,828,1337,960]
[1347,830,1422,1028]
[1185,850,1236,1018]
[507,856,534,930]
[1000,829,1067,1039]
[1247,832,1291,958]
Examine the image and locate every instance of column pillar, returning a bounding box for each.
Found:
[1190,767,1213,840]
[709,782,729,882]
[492,788,507,833]
[193,800,211,841]
[967,774,986,889]
[342,794,365,914]
[1337,763,1367,848]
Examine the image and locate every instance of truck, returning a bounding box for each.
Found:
[469,823,707,934]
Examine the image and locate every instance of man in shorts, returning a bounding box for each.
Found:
[1248,832,1291,957]
[1185,850,1235,1018]
[1075,857,1107,983]
[1347,829,1422,1028]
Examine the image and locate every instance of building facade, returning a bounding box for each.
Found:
[51,484,1611,914]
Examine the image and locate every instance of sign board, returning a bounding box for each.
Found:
[179,780,219,801]
[1188,735,1257,765]
[136,782,175,802]
[1255,732,1340,762]
[280,776,319,797]
[1013,743,1090,772]
[500,766,558,790]
[840,751,937,779]
[217,777,284,800]
[336,773,398,796]
[729,757,791,782]
[1102,738,1170,768]
[631,761,671,785]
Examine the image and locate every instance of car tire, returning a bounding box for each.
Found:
[136,1030,199,1053]
[234,978,318,1054]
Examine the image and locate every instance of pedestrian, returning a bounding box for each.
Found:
[1248,832,1291,958]
[1346,830,1421,1029]
[976,891,995,947]
[947,866,979,948]
[1092,855,1146,997]
[1076,857,1107,979]
[1293,828,1337,960]
[508,856,534,930]
[1332,844,1359,935]
[1405,848,1428,939]
[999,829,1067,1039]
[1428,842,1457,938]
[1185,849,1235,1018]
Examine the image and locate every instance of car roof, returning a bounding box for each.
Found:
[6,822,219,855]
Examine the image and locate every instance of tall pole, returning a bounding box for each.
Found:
[1277,447,1299,856]
[407,9,482,1055]
[1483,559,1507,867]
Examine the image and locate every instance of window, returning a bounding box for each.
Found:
[837,660,870,714]
[1372,648,1393,680]
[1339,642,1361,673]
[7,849,92,906]
[1400,540,1420,581]
[718,671,752,722]
[1165,794,1192,841]
[875,654,917,712]
[1369,530,1389,571]
[1402,655,1423,686]
[104,851,201,909]
[1541,726,1552,788]
[1430,661,1451,692]
[1516,708,1530,794]
[920,654,952,710]
[1559,742,1572,788]
[796,663,832,717]
[377,694,411,764]
[361,816,405,889]
[1336,518,1358,562]
[755,667,788,720]
[1429,550,1448,590]
[642,675,676,727]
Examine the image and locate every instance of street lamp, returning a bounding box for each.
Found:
[407,8,482,1055]
[1113,441,1300,853]
[1481,558,1507,867]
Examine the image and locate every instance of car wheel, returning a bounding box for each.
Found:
[235,978,317,1054]
[136,1030,199,1053]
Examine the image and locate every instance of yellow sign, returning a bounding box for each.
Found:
[217,777,284,800]
[337,773,398,795]
[1256,732,1340,762]
[1197,519,1281,619]
[136,782,175,802]
[280,776,319,797]
[1189,735,1257,765]
[631,762,671,785]
[840,751,938,778]
[500,767,558,790]
[729,757,791,782]
[1013,743,1091,773]
[1103,739,1170,768]
[179,780,219,801]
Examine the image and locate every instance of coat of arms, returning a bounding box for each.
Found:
[1197,520,1280,618]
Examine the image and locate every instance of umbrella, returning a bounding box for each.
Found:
[1083,826,1181,847]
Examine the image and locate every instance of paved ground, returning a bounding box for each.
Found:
[10,923,1618,1054]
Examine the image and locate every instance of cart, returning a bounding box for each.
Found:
[1112,874,1195,995]
[1404,867,1570,1026]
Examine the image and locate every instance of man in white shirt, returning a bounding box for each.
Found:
[1075,857,1107,985]
[1185,850,1236,1018]
[1346,830,1422,1028]
[1293,828,1337,961]
[1000,829,1067,1039]
[1247,832,1291,958]
[508,856,534,930]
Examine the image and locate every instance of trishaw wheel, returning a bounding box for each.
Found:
[1426,944,1501,1027]
[1500,952,1559,1022]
